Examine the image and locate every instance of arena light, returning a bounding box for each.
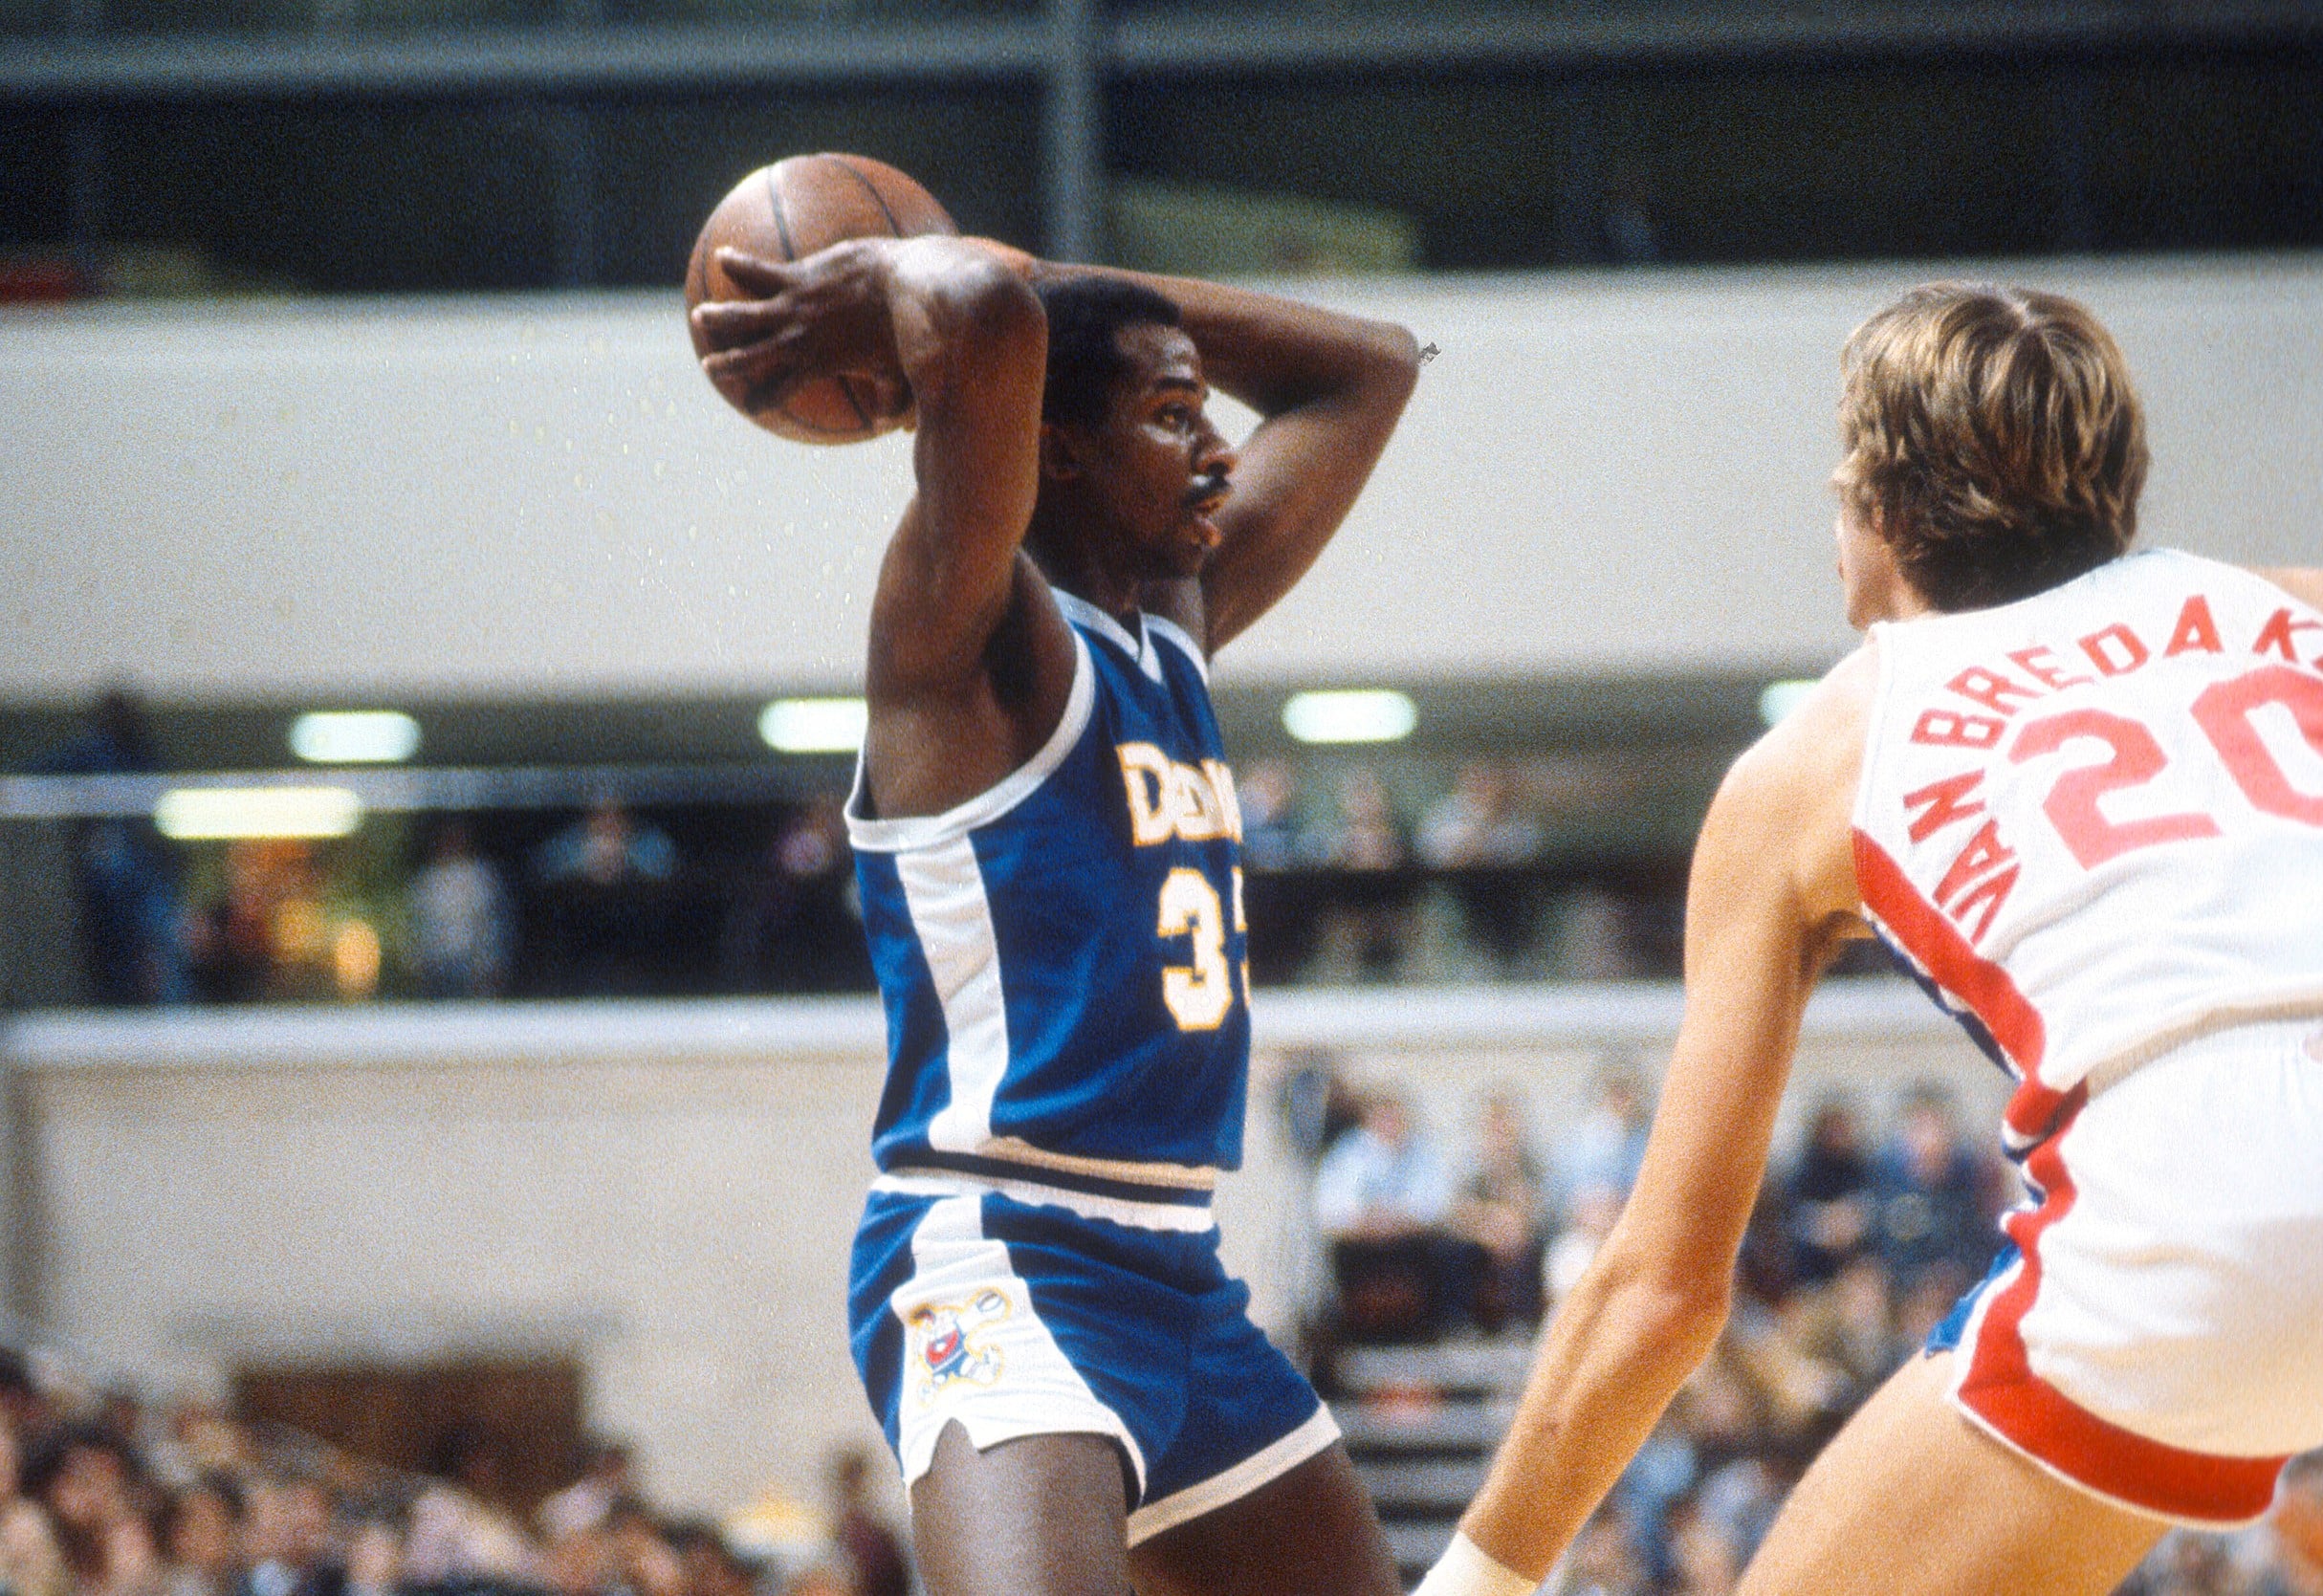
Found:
[1757,679,1821,728]
[1282,689,1417,745]
[289,710,422,764]
[759,696,868,754]
[155,786,364,841]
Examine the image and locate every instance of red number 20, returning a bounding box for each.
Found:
[2009,665,2323,868]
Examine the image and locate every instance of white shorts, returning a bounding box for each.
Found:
[1940,1017,2323,1525]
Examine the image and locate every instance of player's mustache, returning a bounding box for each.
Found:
[1186,472,1231,508]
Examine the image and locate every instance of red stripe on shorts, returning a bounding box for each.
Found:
[1956,1106,2290,1525]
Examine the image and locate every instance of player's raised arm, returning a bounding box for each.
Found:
[1424,657,1874,1594]
[1106,271,1421,653]
[691,237,1050,690]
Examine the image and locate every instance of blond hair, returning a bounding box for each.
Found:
[1836,283,2148,612]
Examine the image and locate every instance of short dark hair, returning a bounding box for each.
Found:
[1837,282,2148,613]
[1035,276,1184,428]
[23,1421,143,1502]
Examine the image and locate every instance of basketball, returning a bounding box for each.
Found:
[685,153,957,444]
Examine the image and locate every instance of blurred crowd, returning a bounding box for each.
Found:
[1293,1063,2323,1596]
[23,695,1735,1009]
[0,1356,907,1596]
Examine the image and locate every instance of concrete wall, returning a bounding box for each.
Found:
[4,254,2318,705]
[2,982,1997,1514]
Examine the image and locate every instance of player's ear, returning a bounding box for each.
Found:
[1039,422,1085,482]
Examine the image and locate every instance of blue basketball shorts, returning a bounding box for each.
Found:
[847,1170,1339,1545]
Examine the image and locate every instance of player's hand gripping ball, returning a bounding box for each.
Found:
[685,153,957,444]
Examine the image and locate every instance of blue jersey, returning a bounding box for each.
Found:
[845,591,1252,1196]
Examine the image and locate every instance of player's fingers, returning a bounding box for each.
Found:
[714,247,793,295]
[689,299,786,349]
[700,344,795,389]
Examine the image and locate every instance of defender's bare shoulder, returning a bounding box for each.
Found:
[2258,566,2323,611]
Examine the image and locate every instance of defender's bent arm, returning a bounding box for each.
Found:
[1431,657,1876,1591]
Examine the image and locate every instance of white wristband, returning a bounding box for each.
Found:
[1411,1532,1539,1596]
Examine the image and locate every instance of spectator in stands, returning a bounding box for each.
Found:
[1451,1091,1548,1333]
[405,1433,534,1587]
[0,1410,68,1596]
[160,1475,243,1596]
[1545,1182,1623,1310]
[154,1404,249,1488]
[719,800,868,995]
[235,1473,336,1596]
[1777,1253,1904,1409]
[0,1351,50,1443]
[533,801,680,995]
[536,801,678,889]
[31,689,189,1006]
[1311,768,1405,872]
[1237,761,1325,984]
[822,1448,908,1596]
[1236,759,1304,872]
[406,820,514,999]
[1870,1082,2005,1296]
[537,1521,614,1596]
[603,1497,682,1596]
[1307,768,1413,981]
[1779,1098,1876,1289]
[661,1520,756,1596]
[2128,1531,2249,1596]
[1416,763,1547,973]
[2247,1454,2323,1596]
[337,1505,412,1596]
[1553,1063,1651,1219]
[185,841,329,1004]
[1693,1447,1786,1574]
[1660,1495,1741,1596]
[1314,1089,1475,1339]
[1416,762,1543,869]
[25,1423,163,1596]
[537,1440,633,1544]
[1554,1504,1648,1596]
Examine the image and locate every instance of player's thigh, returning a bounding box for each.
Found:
[1738,1352,2163,1596]
[911,1421,1136,1596]
[1127,1442,1400,1596]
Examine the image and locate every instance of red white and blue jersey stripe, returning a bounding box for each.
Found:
[845,591,1252,1199]
[1852,549,2323,1151]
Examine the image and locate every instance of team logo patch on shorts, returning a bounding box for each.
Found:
[907,1288,1013,1405]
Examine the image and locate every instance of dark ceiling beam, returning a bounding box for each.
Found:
[1109,0,2323,75]
[0,17,1048,99]
[2,0,2316,99]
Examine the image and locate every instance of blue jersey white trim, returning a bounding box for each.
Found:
[845,590,1253,1189]
[845,627,1098,855]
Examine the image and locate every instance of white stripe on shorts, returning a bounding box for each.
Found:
[874,1170,1219,1235]
[1123,1405,1342,1546]
[887,1192,1149,1495]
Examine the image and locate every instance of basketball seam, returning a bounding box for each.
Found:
[825,155,906,237]
[836,375,875,430]
[765,165,799,260]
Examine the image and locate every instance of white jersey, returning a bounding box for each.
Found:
[1852,548,2323,1149]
